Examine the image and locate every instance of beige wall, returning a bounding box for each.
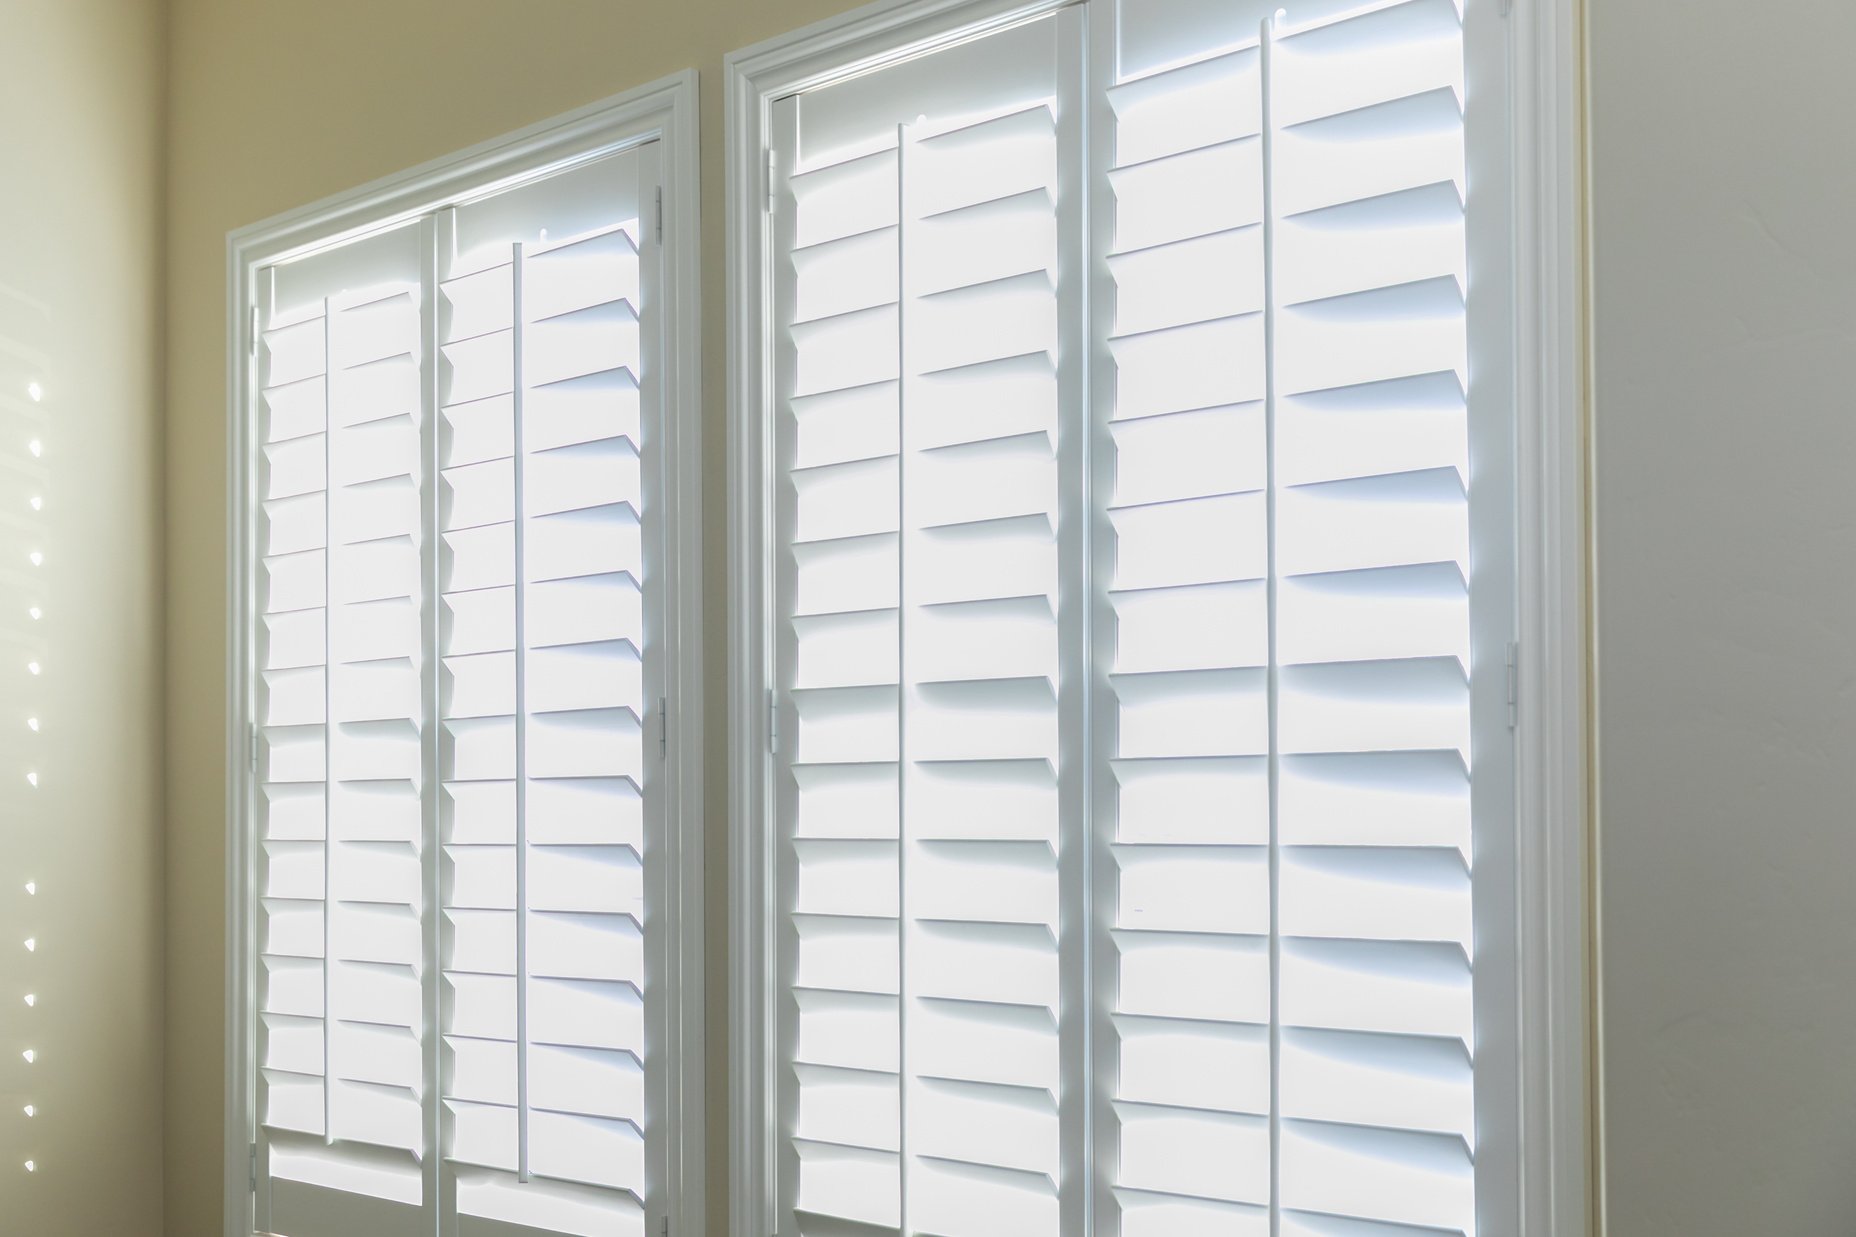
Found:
[1590,2,1856,1233]
[0,1,167,1233]
[162,2,867,1234]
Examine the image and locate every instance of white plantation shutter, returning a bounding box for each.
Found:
[894,84,1075,1237]
[760,1,1505,1235]
[250,137,681,1237]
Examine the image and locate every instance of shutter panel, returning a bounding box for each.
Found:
[764,1,1488,1235]
[898,97,1068,1237]
[1269,4,1474,1235]
[1099,36,1273,1237]
[771,16,1077,1236]
[438,143,654,1237]
[256,222,430,1237]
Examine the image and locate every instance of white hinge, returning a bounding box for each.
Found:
[768,688,779,755]
[1505,641,1519,730]
[660,1218,669,1237]
[766,150,778,213]
[658,696,669,759]
[249,305,259,356]
[249,721,259,770]
[655,187,664,244]
[249,1143,257,1193]
[1500,0,1513,15]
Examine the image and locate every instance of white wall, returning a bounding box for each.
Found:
[1592,3,1856,1233]
[0,1,167,1233]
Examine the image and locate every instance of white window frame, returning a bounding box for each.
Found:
[223,72,705,1237]
[722,3,1591,1235]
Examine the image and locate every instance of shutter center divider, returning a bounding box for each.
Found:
[510,239,533,1187]
[1258,15,1284,1236]
[893,117,912,1237]
[321,294,337,1153]
[419,210,445,1226]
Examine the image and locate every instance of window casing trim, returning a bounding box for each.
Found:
[224,70,704,1237]
[723,3,1590,1235]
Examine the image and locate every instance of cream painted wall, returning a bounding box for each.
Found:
[161,2,867,1234]
[0,1,166,1233]
[1590,3,1856,1233]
